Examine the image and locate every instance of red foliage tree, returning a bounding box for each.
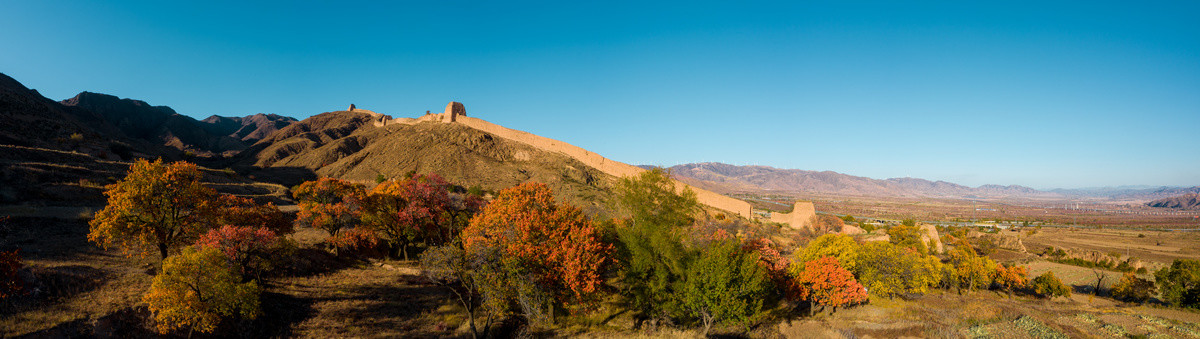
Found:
[794,256,868,315]
[742,238,800,300]
[462,182,613,304]
[195,226,281,280]
[0,249,22,299]
[363,174,458,259]
[293,178,365,236]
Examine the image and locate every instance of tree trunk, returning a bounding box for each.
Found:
[158,243,169,261]
[401,243,409,261]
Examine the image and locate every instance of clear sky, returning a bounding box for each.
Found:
[2,1,1197,189]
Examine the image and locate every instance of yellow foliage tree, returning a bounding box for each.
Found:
[792,234,860,274]
[853,241,940,297]
[89,159,217,260]
[143,246,261,334]
[949,240,998,291]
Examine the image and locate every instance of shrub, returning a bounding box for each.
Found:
[1110,273,1156,303]
[421,245,508,339]
[89,159,217,260]
[1032,271,1071,298]
[680,238,770,335]
[993,264,1029,295]
[1154,259,1200,308]
[143,246,260,334]
[793,256,867,315]
[0,250,23,299]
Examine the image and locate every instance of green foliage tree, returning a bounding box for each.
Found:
[421,245,509,339]
[612,168,698,321]
[680,238,770,336]
[1032,271,1071,298]
[143,246,261,334]
[1110,273,1156,304]
[89,159,217,260]
[1154,259,1200,308]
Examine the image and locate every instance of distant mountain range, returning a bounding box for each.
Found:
[1146,193,1200,210]
[662,162,1197,202]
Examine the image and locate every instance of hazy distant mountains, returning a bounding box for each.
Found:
[664,162,1196,201]
[1146,193,1200,210]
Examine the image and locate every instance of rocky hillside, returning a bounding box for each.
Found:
[61,92,258,154]
[666,162,1054,199]
[201,113,297,144]
[233,110,615,213]
[1147,193,1200,210]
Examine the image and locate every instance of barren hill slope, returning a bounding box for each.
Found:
[201,113,297,143]
[1147,193,1200,210]
[61,92,252,154]
[235,110,614,213]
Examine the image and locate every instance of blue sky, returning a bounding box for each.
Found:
[2,1,1197,189]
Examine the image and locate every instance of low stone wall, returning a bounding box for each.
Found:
[769,201,816,229]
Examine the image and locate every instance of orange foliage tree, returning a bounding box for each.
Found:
[793,256,868,315]
[201,194,293,235]
[993,264,1029,296]
[461,182,613,311]
[89,159,217,260]
[742,238,799,300]
[292,178,365,237]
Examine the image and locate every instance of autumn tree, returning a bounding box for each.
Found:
[743,238,798,300]
[793,234,860,274]
[1032,271,1071,298]
[949,239,998,292]
[680,238,770,336]
[853,241,941,297]
[461,182,612,322]
[362,174,458,260]
[1110,273,1156,303]
[327,226,380,256]
[195,226,287,281]
[89,159,217,260]
[887,223,927,254]
[201,194,293,235]
[421,245,509,339]
[993,264,1029,296]
[1154,259,1200,308]
[293,178,365,236]
[793,256,868,316]
[0,249,22,300]
[612,168,698,321]
[143,246,261,334]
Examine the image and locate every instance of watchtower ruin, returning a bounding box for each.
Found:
[445,101,466,122]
